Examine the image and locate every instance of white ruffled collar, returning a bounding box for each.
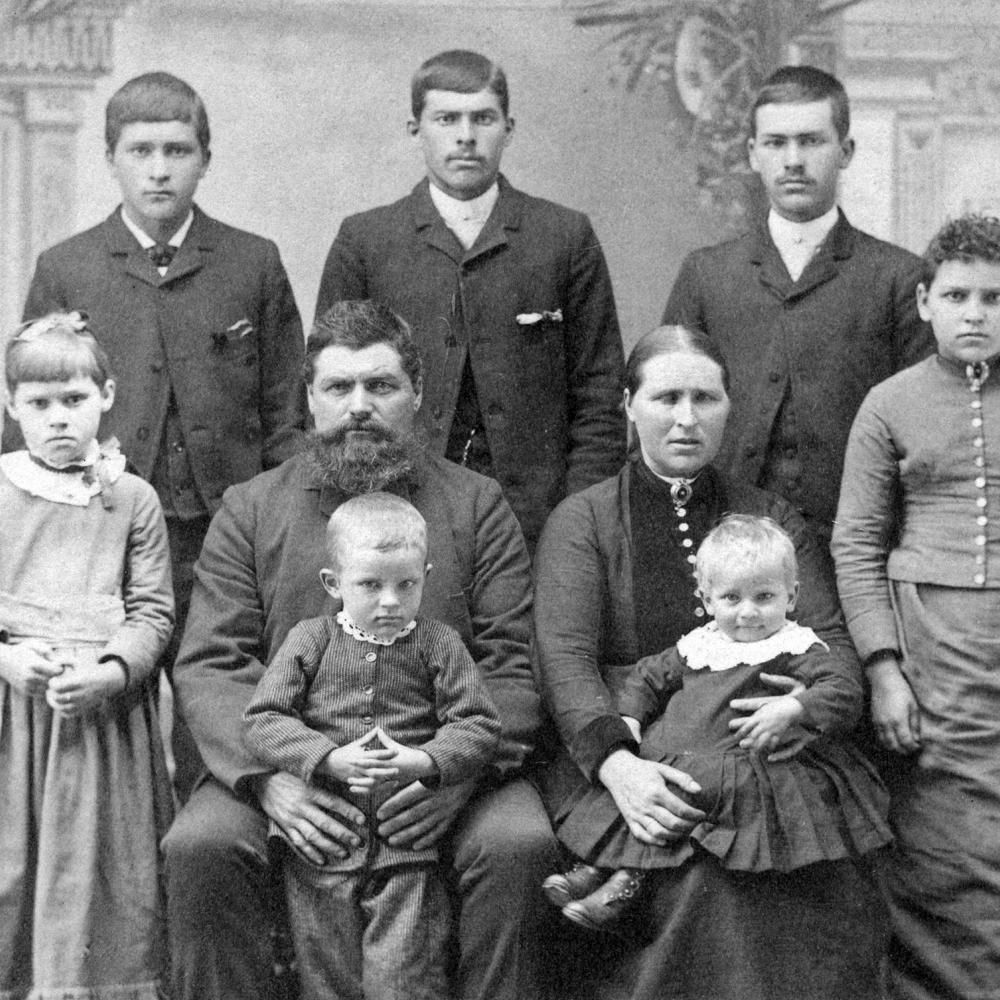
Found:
[676,620,826,672]
[0,440,126,507]
[336,609,417,646]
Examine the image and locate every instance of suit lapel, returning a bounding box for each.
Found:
[751,209,855,302]
[101,205,212,288]
[411,181,464,264]
[104,209,161,288]
[160,206,213,285]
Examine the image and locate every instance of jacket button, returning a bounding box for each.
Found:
[137,427,150,441]
[744,445,757,458]
[769,371,781,382]
[487,403,503,416]
[432,406,442,419]
[150,362,163,373]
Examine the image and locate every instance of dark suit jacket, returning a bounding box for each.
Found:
[663,211,934,532]
[174,451,539,791]
[9,206,306,511]
[316,176,626,549]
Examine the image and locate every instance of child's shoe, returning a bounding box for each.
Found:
[542,863,605,908]
[561,868,646,933]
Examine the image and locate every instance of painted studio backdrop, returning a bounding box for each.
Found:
[0,0,998,396]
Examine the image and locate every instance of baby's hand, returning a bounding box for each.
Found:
[0,639,62,698]
[319,728,400,794]
[373,727,435,786]
[45,653,127,716]
[729,695,804,753]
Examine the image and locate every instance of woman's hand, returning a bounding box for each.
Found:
[0,639,61,697]
[44,653,126,715]
[867,655,921,754]
[597,749,705,846]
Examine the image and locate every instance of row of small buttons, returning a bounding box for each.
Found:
[968,366,989,586]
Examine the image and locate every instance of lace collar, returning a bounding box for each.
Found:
[336,610,417,647]
[676,620,826,672]
[0,439,126,508]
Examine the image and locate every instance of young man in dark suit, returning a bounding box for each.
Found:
[7,72,306,796]
[664,65,934,547]
[316,49,625,552]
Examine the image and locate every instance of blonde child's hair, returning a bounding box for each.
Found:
[695,514,797,593]
[6,311,112,392]
[326,492,428,571]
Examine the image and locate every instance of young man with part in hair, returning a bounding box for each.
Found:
[316,49,626,553]
[164,301,558,1000]
[5,71,307,799]
[663,65,934,548]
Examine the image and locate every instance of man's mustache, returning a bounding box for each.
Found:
[319,419,395,445]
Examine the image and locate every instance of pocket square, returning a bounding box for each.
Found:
[516,309,563,326]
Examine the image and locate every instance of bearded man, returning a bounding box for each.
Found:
[163,300,557,1000]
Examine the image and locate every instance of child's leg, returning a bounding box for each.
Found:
[542,861,607,908]
[283,855,364,1000]
[562,868,647,933]
[360,864,451,1000]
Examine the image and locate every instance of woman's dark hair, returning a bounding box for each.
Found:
[624,325,730,395]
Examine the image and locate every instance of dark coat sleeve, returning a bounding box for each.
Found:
[256,241,308,467]
[534,489,636,780]
[173,484,274,792]
[661,251,705,329]
[790,643,863,737]
[315,218,369,320]
[562,215,627,494]
[461,475,541,774]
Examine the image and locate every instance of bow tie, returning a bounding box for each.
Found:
[147,243,177,268]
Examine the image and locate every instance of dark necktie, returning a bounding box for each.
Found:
[147,243,177,268]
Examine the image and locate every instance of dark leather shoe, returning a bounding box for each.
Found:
[542,863,605,908]
[561,869,645,933]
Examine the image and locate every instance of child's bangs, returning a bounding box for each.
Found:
[6,333,106,390]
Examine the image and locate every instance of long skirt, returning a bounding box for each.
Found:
[881,582,1000,1000]
[0,672,172,1000]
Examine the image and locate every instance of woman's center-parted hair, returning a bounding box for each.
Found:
[624,324,731,396]
[325,493,428,572]
[5,312,113,392]
[695,514,798,594]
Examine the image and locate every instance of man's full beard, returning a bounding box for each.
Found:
[306,419,423,495]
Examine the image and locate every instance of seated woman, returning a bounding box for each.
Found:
[534,325,886,1000]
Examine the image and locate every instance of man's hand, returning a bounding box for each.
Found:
[252,771,366,866]
[0,639,61,698]
[377,779,476,851]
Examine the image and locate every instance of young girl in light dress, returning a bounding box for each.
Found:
[543,514,890,931]
[0,313,174,1000]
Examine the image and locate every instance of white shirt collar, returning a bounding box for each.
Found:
[767,205,839,254]
[428,181,500,248]
[120,206,195,250]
